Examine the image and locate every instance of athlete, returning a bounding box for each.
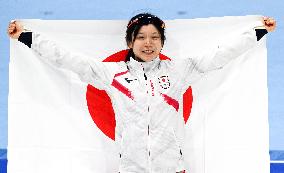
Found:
[7,13,276,173]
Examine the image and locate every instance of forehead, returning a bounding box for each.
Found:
[138,24,160,34]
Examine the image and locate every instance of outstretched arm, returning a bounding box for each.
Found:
[196,17,275,72]
[8,21,122,87]
[181,16,276,84]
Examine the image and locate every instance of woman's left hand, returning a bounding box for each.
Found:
[263,17,276,32]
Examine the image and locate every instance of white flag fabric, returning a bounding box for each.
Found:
[8,16,269,173]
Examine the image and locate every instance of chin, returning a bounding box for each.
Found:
[145,57,156,62]
[137,54,158,62]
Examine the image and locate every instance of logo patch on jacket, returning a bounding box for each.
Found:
[124,78,137,83]
[158,76,170,89]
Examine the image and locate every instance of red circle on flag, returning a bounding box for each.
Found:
[86,50,193,141]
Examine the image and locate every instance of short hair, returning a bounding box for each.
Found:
[126,13,166,46]
[125,13,166,61]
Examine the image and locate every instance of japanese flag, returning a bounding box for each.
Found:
[8,16,269,173]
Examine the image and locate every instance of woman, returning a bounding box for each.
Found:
[8,13,276,173]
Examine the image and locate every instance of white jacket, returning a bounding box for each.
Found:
[30,24,261,173]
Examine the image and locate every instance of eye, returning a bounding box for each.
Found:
[152,36,161,40]
[136,35,145,40]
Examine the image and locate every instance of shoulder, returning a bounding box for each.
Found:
[164,58,191,68]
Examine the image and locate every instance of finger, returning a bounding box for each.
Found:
[265,19,274,26]
[9,27,16,32]
[8,27,16,33]
[265,16,270,20]
[263,16,269,21]
[8,25,15,31]
[8,27,14,31]
[7,29,14,35]
[268,20,275,26]
[266,20,271,25]
[266,18,272,23]
[8,29,14,35]
[270,19,275,24]
[9,24,16,28]
[266,18,272,22]
[9,21,16,29]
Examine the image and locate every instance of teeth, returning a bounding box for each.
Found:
[143,50,153,53]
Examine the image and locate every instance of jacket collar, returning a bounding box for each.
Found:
[127,57,161,74]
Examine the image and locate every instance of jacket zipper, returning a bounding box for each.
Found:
[143,69,151,165]
[141,63,151,169]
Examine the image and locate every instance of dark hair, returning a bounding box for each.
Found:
[125,13,166,61]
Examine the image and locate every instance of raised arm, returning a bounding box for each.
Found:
[181,16,276,84]
[8,21,123,87]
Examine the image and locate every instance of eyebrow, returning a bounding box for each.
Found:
[137,32,160,35]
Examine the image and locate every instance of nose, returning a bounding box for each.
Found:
[145,37,152,45]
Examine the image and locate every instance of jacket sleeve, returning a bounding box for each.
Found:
[23,32,121,87]
[181,22,267,85]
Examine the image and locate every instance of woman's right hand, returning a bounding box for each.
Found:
[7,21,24,39]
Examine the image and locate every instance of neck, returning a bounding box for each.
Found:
[134,56,145,62]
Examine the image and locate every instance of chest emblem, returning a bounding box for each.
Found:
[158,75,170,89]
[125,77,137,83]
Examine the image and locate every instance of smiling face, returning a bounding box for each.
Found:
[128,24,163,62]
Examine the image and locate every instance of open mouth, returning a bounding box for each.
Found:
[142,50,154,54]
